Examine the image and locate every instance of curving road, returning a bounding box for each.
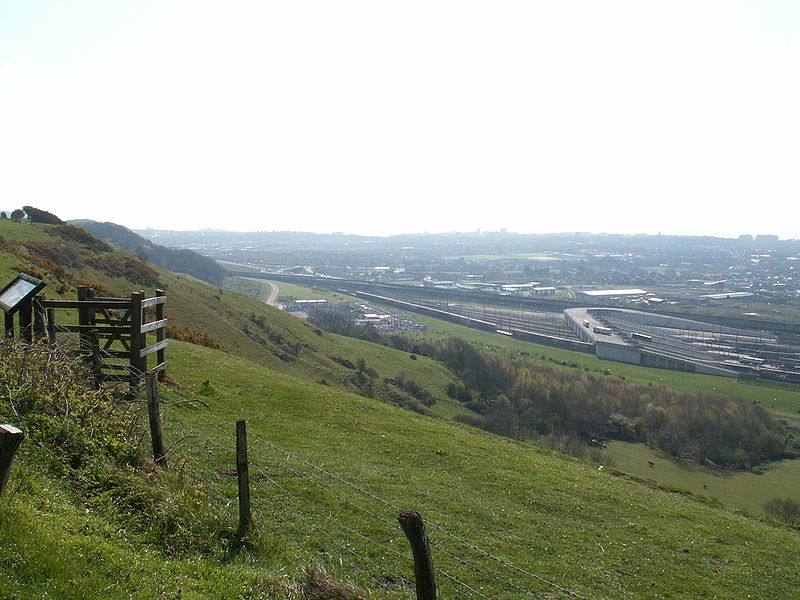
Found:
[242,277,280,306]
[264,281,280,306]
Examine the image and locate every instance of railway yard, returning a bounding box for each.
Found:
[350,288,800,382]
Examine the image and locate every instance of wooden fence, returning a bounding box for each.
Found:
[3,283,168,384]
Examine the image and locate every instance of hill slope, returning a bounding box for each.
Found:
[70,219,229,286]
[167,341,800,598]
[1,219,799,598]
[0,218,464,417]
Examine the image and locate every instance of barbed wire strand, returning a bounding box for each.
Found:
[163,396,507,600]
[90,344,591,600]
[158,378,591,599]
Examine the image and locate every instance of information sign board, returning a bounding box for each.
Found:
[0,273,45,313]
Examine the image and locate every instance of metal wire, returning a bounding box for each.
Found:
[91,342,592,599]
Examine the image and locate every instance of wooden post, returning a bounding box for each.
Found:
[46,307,56,342]
[155,288,166,381]
[77,287,101,385]
[397,510,437,600]
[130,291,144,378]
[236,419,252,534]
[145,373,167,468]
[33,296,46,339]
[0,425,25,497]
[77,286,91,355]
[4,312,13,338]
[18,299,32,343]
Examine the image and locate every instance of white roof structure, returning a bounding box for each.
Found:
[579,289,647,297]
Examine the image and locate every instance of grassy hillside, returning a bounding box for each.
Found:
[4,339,799,599]
[158,341,800,599]
[0,219,464,418]
[251,277,800,513]
[71,219,228,286]
[606,440,800,512]
[1,219,799,599]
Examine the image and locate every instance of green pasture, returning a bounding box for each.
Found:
[158,341,800,600]
[264,279,361,303]
[223,276,274,302]
[606,441,800,513]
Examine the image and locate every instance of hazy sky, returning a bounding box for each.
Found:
[1,1,799,238]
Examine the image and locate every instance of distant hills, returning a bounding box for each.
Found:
[71,219,229,286]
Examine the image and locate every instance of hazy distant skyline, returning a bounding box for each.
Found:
[2,1,799,238]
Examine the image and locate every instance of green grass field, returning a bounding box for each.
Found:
[154,341,800,599]
[2,220,800,599]
[266,279,361,303]
[223,276,274,302]
[605,441,800,513]
[0,466,292,599]
[259,280,800,515]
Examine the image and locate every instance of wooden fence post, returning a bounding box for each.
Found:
[130,291,144,378]
[0,425,25,497]
[236,419,252,534]
[18,299,33,343]
[77,286,91,353]
[33,296,46,339]
[77,287,101,385]
[46,307,56,342]
[397,510,437,600]
[4,312,13,338]
[145,373,167,468]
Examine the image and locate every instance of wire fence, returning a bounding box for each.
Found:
[92,342,592,600]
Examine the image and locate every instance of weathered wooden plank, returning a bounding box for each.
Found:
[38,300,130,309]
[140,319,168,334]
[130,292,144,374]
[139,339,168,358]
[141,296,167,308]
[102,349,132,358]
[101,363,136,371]
[147,361,169,374]
[58,325,130,334]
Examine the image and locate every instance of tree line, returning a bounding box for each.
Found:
[309,308,797,469]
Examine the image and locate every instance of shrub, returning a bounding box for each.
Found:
[166,325,227,351]
[0,339,239,557]
[764,497,800,527]
[23,205,64,225]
